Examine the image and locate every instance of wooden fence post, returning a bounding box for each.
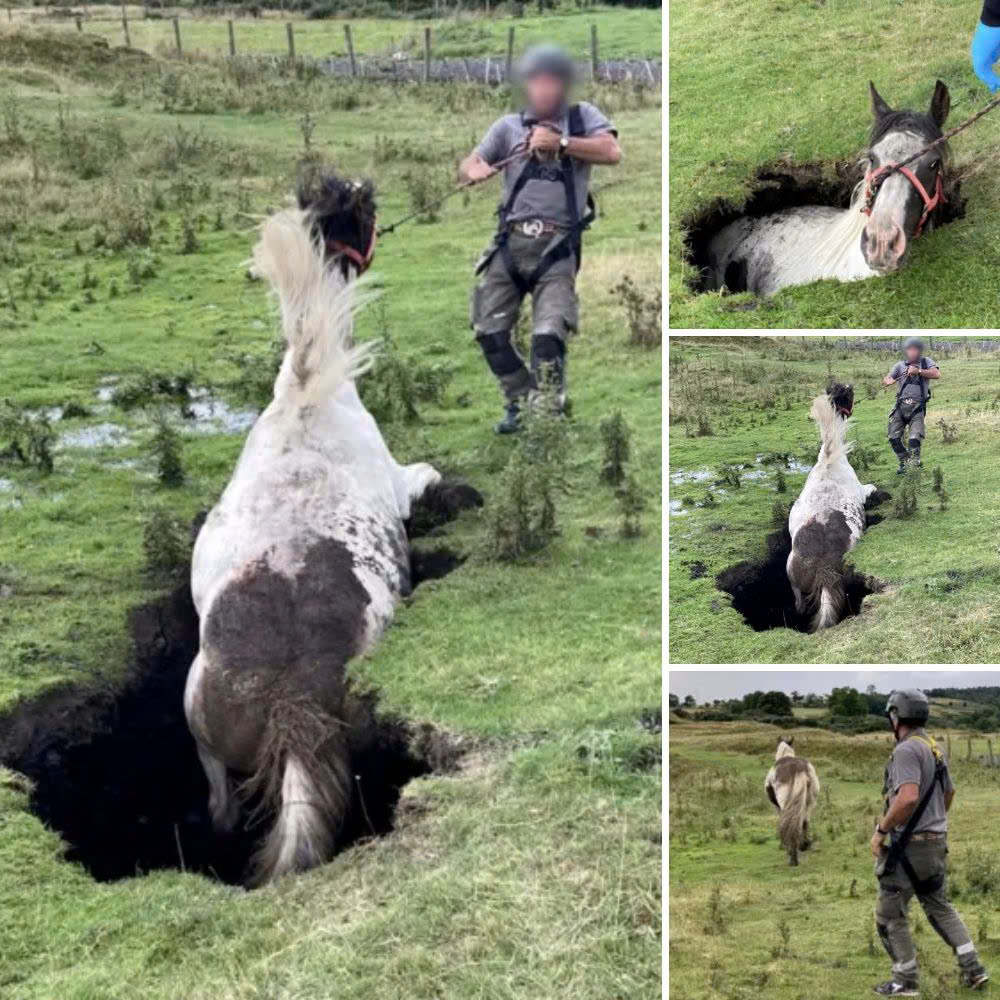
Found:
[590,23,598,81]
[989,740,995,767]
[75,14,82,30]
[120,1,130,47]
[286,22,295,59]
[968,736,973,760]
[423,26,431,83]
[344,24,357,76]
[173,16,182,55]
[505,25,514,81]
[946,732,952,760]
[228,19,236,56]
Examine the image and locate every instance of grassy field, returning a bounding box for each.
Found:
[668,336,1000,664]
[669,0,1000,327]
[669,718,1000,1000]
[12,5,662,61]
[0,30,661,999]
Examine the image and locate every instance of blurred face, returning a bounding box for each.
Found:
[905,346,921,362]
[524,73,567,118]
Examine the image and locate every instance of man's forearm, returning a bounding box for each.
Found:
[879,793,917,831]
[458,153,490,184]
[564,133,621,165]
[921,368,941,379]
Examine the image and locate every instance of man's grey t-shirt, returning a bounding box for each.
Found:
[885,730,953,835]
[890,358,938,401]
[474,102,615,227]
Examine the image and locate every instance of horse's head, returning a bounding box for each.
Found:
[297,167,377,279]
[826,382,854,418]
[775,737,795,760]
[860,81,950,274]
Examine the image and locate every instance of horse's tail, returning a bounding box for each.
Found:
[246,698,350,887]
[809,393,853,465]
[778,770,810,866]
[809,561,846,632]
[251,208,376,409]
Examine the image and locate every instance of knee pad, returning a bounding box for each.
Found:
[476,331,524,377]
[889,437,907,456]
[908,438,921,451]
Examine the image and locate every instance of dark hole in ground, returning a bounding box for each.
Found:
[682,160,966,293]
[715,526,883,632]
[0,581,463,887]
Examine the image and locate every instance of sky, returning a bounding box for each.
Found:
[668,671,1000,702]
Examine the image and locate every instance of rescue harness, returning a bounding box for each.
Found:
[492,103,596,295]
[889,356,934,421]
[881,732,948,894]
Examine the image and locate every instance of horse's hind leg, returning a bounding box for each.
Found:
[801,818,811,851]
[786,551,807,615]
[197,740,240,834]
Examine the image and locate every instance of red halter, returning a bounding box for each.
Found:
[325,220,377,275]
[836,402,853,417]
[862,163,946,238]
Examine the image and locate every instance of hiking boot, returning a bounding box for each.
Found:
[494,402,522,435]
[961,970,989,990]
[896,462,907,475]
[873,981,919,997]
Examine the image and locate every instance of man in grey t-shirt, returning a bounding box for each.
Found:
[459,44,621,433]
[869,689,987,996]
[881,336,940,473]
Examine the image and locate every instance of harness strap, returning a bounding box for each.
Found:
[495,103,595,294]
[882,734,947,892]
[325,220,377,275]
[863,163,946,238]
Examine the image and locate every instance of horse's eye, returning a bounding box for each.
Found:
[929,158,941,171]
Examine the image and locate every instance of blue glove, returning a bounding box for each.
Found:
[971,20,1000,92]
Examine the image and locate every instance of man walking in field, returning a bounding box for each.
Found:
[882,337,940,474]
[460,43,621,434]
[870,689,988,996]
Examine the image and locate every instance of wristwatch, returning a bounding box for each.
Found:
[559,135,570,152]
[876,824,888,835]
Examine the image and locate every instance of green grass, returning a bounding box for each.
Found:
[0,33,660,999]
[670,720,1000,1000]
[669,0,1000,327]
[14,5,662,61]
[668,336,1000,664]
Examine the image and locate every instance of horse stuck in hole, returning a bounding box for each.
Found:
[786,383,890,632]
[765,738,820,867]
[702,81,953,295]
[184,170,482,886]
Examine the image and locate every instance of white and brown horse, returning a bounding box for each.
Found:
[703,81,951,295]
[786,384,889,631]
[184,173,480,885]
[764,738,821,866]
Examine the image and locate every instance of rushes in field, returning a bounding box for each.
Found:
[150,412,184,487]
[611,274,661,348]
[893,465,922,519]
[598,410,630,485]
[142,510,190,582]
[616,473,646,538]
[485,395,569,561]
[0,402,54,474]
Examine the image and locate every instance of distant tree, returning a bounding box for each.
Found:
[866,684,877,695]
[758,691,793,716]
[829,686,868,717]
[668,694,680,708]
[683,694,696,708]
[791,690,802,704]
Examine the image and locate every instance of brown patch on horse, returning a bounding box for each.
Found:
[198,537,370,773]
[774,757,809,781]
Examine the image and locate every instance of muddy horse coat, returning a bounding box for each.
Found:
[184,176,479,885]
[786,385,888,631]
[765,738,820,866]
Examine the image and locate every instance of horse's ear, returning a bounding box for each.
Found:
[929,80,950,127]
[787,736,794,746]
[869,82,892,121]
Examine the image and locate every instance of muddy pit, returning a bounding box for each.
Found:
[682,160,966,294]
[0,582,463,887]
[715,526,884,632]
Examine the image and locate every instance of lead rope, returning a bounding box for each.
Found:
[376,143,531,238]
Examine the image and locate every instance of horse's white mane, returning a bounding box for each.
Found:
[775,740,796,760]
[809,392,854,466]
[776,181,868,287]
